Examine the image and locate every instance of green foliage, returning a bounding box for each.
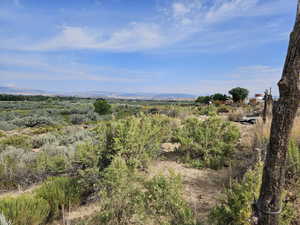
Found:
[217,105,231,113]
[0,195,50,225]
[35,177,82,219]
[98,115,171,170]
[12,116,56,128]
[0,135,32,150]
[94,99,112,115]
[0,122,17,131]
[113,104,141,119]
[197,105,217,116]
[175,116,240,169]
[74,143,101,194]
[92,157,198,225]
[209,163,263,225]
[211,93,228,101]
[287,139,300,179]
[0,147,37,188]
[209,163,296,225]
[229,87,249,103]
[32,133,57,148]
[36,145,72,174]
[69,114,88,124]
[280,199,297,225]
[196,94,228,104]
[143,173,198,225]
[195,96,211,104]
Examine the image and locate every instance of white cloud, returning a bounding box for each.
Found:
[0,0,294,53]
[27,23,166,51]
[172,2,190,17]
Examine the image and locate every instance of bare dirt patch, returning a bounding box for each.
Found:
[0,183,40,199]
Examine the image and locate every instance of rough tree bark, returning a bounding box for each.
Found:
[263,88,273,123]
[257,1,300,225]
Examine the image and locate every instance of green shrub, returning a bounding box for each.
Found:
[195,96,211,104]
[0,135,32,150]
[229,87,249,103]
[35,177,82,219]
[209,163,263,225]
[143,173,197,225]
[217,105,231,113]
[74,143,101,194]
[0,147,38,189]
[98,115,171,170]
[69,114,88,125]
[0,131,6,138]
[94,99,111,115]
[36,145,72,175]
[0,195,50,225]
[12,116,55,128]
[197,105,217,116]
[92,157,198,225]
[209,163,295,225]
[0,122,17,131]
[113,104,141,119]
[175,116,240,169]
[32,133,57,148]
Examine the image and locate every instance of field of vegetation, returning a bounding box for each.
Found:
[0,95,300,225]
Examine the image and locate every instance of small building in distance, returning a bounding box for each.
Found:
[249,93,264,105]
[255,93,264,103]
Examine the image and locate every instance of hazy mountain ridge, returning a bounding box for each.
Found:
[0,87,196,100]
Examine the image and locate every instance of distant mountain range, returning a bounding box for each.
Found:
[0,86,197,100]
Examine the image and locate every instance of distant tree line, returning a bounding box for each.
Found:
[0,94,92,102]
[196,87,249,104]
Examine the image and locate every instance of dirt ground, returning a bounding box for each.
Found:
[148,159,230,222]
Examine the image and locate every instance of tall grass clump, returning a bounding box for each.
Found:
[35,177,82,219]
[286,139,300,181]
[0,195,50,225]
[175,116,240,169]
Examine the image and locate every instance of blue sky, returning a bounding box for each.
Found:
[0,0,296,96]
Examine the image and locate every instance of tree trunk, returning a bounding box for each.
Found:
[257,1,300,225]
[263,88,273,123]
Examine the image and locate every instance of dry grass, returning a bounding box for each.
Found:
[291,117,300,143]
[252,116,300,148]
[0,183,41,199]
[50,202,101,225]
[228,109,245,122]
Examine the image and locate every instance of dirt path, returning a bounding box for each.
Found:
[148,159,230,222]
[0,183,40,199]
[51,202,101,225]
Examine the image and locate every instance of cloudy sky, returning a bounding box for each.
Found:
[0,0,296,96]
